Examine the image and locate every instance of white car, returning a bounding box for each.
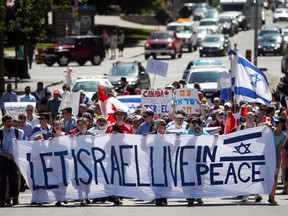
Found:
[283,29,288,43]
[185,66,229,98]
[71,77,113,99]
[199,18,221,34]
[273,8,288,23]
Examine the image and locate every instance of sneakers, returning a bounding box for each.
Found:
[255,195,262,202]
[12,198,19,205]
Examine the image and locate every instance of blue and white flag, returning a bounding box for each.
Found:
[218,71,233,101]
[230,50,271,104]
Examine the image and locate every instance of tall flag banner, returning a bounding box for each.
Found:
[229,50,272,104]
[98,85,129,123]
[218,71,233,100]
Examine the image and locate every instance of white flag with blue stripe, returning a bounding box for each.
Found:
[230,50,271,104]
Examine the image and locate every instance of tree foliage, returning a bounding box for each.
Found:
[5,0,52,45]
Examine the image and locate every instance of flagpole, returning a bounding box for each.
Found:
[253,0,259,66]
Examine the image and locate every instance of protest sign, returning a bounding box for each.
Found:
[58,91,80,117]
[14,126,275,203]
[174,88,200,114]
[146,59,168,77]
[5,102,36,118]
[141,89,172,114]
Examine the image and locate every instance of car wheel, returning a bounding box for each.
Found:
[57,55,69,66]
[91,54,102,65]
[199,52,203,57]
[171,53,176,59]
[76,60,86,66]
[188,46,192,52]
[178,49,182,58]
[44,60,55,67]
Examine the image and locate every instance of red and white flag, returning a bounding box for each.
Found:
[98,85,129,123]
[225,111,236,134]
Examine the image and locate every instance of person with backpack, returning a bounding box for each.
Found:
[0,115,25,207]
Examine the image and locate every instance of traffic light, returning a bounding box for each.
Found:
[245,49,252,62]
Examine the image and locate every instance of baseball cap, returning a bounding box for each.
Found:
[53,89,60,94]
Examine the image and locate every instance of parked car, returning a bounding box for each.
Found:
[182,59,223,80]
[144,31,183,59]
[166,19,198,52]
[105,61,151,90]
[42,35,106,67]
[273,8,288,23]
[71,77,113,99]
[185,65,229,98]
[257,33,287,56]
[199,34,231,57]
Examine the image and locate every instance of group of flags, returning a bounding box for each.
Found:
[97,49,272,132]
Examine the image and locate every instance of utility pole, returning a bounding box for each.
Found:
[253,0,259,66]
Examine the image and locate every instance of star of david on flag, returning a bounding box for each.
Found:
[229,50,271,104]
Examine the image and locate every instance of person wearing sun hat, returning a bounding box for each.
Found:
[106,109,132,134]
[88,115,109,133]
[105,109,132,205]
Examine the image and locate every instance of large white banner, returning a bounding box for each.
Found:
[14,126,275,203]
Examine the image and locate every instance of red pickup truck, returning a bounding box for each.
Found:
[144,31,183,60]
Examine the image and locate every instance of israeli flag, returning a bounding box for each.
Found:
[230,50,271,104]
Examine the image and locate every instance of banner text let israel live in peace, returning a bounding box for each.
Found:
[13,126,275,203]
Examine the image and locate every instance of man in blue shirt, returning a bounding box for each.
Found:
[0,84,17,116]
[19,86,36,103]
[136,108,155,134]
[0,115,25,207]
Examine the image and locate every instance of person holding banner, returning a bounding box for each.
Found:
[269,116,286,205]
[105,109,132,205]
[0,115,25,207]
[31,113,52,140]
[135,109,156,135]
[60,107,77,135]
[149,119,169,206]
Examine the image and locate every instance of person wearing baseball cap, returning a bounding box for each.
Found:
[45,89,62,119]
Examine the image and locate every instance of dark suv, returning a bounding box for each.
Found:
[105,61,151,90]
[43,35,106,66]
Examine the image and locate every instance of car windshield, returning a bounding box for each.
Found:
[188,71,219,83]
[259,30,278,36]
[149,33,172,40]
[284,31,288,36]
[203,36,222,42]
[219,17,231,23]
[61,38,77,45]
[167,25,190,33]
[109,65,138,77]
[200,21,217,26]
[72,80,111,92]
[260,35,281,43]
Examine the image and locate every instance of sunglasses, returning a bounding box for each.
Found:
[143,116,148,118]
[97,120,106,123]
[115,113,125,116]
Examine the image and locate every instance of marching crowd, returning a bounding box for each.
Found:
[0,71,288,207]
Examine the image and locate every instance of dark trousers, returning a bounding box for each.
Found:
[0,156,19,201]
